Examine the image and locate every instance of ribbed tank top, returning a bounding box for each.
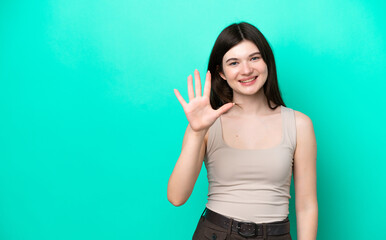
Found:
[204,105,296,224]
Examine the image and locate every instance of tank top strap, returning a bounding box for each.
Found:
[281,106,297,152]
[206,117,224,158]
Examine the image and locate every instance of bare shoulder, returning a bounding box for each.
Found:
[293,110,314,129]
[293,110,316,150]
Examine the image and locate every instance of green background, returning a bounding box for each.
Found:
[1,0,385,239]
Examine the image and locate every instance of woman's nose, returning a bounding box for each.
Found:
[241,62,253,75]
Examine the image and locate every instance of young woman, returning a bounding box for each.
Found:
[168,22,318,240]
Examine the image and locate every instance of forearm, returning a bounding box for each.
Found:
[167,124,207,206]
[296,205,318,240]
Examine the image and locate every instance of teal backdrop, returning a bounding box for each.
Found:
[1,0,385,239]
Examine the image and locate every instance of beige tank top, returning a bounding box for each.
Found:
[204,105,296,224]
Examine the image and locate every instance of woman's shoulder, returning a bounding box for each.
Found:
[282,105,313,125]
[290,108,315,143]
[291,108,313,128]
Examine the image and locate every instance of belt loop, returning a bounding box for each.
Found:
[262,223,267,240]
[201,207,207,221]
[201,207,207,217]
[226,218,233,240]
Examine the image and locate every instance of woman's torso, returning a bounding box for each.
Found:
[203,105,296,224]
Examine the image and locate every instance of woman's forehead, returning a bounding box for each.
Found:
[223,40,260,60]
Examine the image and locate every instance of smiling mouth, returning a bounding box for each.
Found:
[239,76,257,83]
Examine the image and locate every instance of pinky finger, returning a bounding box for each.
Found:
[174,89,187,108]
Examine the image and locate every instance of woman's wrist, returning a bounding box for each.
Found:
[188,124,208,138]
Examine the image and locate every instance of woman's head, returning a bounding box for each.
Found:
[208,22,285,110]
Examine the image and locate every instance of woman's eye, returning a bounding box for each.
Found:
[230,62,238,66]
[251,57,260,61]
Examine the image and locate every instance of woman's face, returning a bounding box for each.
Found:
[219,40,268,97]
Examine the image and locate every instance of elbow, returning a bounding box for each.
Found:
[168,198,186,207]
[167,194,187,207]
[167,190,187,207]
[167,176,193,207]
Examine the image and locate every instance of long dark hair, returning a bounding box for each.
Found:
[208,22,285,110]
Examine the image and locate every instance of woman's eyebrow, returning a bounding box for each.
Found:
[225,52,261,63]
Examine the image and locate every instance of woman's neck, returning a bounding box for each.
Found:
[226,90,276,118]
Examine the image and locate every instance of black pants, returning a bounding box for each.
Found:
[192,209,292,240]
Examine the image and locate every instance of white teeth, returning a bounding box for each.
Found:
[240,76,257,83]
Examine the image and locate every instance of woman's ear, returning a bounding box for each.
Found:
[216,65,226,80]
[219,72,226,80]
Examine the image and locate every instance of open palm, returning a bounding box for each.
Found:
[174,69,234,132]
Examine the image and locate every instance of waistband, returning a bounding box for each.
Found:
[201,207,290,238]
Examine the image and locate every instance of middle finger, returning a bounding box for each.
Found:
[187,75,194,101]
[194,69,202,97]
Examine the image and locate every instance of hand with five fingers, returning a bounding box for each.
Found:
[174,69,235,133]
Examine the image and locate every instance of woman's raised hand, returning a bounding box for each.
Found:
[174,69,234,133]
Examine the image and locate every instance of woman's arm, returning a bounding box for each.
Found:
[167,125,208,206]
[293,111,318,240]
[168,70,233,207]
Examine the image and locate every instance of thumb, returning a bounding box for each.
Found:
[216,102,235,116]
